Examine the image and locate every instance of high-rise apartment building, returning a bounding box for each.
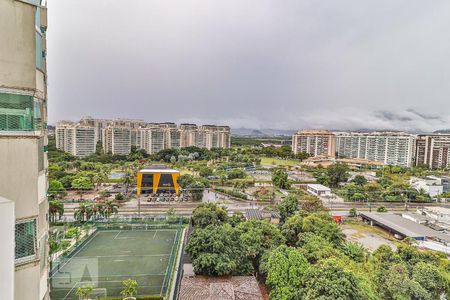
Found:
[102,125,131,155]
[180,123,198,147]
[56,117,231,155]
[55,121,96,157]
[0,1,49,299]
[200,125,231,149]
[415,134,450,169]
[292,130,336,157]
[79,116,109,144]
[139,126,166,154]
[335,132,416,167]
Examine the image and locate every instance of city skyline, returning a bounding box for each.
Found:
[47,0,450,131]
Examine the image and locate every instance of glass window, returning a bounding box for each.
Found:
[35,32,43,70]
[15,220,37,262]
[0,92,34,131]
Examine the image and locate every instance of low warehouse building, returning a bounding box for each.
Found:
[360,212,450,245]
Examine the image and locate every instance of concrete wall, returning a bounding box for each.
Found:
[0,137,40,219]
[15,263,41,300]
[0,0,36,90]
[0,197,15,300]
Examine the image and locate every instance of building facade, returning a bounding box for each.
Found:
[56,117,231,156]
[55,121,96,157]
[0,0,49,299]
[415,134,450,169]
[292,129,336,157]
[102,125,131,155]
[335,132,416,167]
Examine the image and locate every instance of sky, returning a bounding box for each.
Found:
[47,0,450,132]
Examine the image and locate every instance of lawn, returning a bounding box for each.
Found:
[261,157,300,167]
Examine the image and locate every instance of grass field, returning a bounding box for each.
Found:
[261,157,300,166]
[50,229,179,299]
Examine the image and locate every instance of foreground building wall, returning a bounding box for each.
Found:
[0,0,49,299]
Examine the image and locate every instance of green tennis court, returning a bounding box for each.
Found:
[50,229,179,299]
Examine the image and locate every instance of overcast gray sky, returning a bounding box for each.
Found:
[47,0,450,132]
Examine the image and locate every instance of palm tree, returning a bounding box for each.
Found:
[49,201,64,223]
[122,170,132,199]
[74,203,87,222]
[104,201,119,219]
[93,171,108,191]
[85,204,94,221]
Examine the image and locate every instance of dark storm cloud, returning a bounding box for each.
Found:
[46,0,450,131]
[405,108,443,121]
[375,111,413,122]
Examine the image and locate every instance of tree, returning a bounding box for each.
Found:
[71,177,94,200]
[281,214,303,246]
[74,203,88,222]
[341,242,366,263]
[302,212,345,245]
[103,200,118,219]
[92,171,108,191]
[49,200,64,223]
[349,208,357,217]
[376,206,388,212]
[327,163,349,188]
[300,197,326,213]
[272,169,290,189]
[260,245,309,300]
[412,262,446,299]
[48,179,66,200]
[122,170,132,199]
[227,168,246,179]
[299,258,365,300]
[237,220,285,270]
[199,166,213,178]
[227,212,246,227]
[351,192,367,202]
[121,278,138,298]
[76,285,93,300]
[278,194,298,223]
[186,224,251,275]
[352,175,368,186]
[115,192,124,201]
[191,203,228,227]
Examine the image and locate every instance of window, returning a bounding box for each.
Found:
[35,32,43,70]
[0,92,42,131]
[15,219,37,263]
[38,137,44,171]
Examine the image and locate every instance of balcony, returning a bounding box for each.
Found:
[0,92,43,133]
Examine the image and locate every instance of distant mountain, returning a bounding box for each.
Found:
[433,129,450,134]
[232,128,296,137]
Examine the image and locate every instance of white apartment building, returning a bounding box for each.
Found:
[180,123,198,147]
[0,1,49,299]
[56,122,96,157]
[102,126,131,155]
[200,125,231,149]
[335,132,416,167]
[164,127,182,149]
[292,129,336,157]
[79,116,109,144]
[56,118,231,155]
[139,126,166,154]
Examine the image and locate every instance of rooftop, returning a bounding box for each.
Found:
[307,184,331,191]
[179,276,263,300]
[360,212,450,243]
